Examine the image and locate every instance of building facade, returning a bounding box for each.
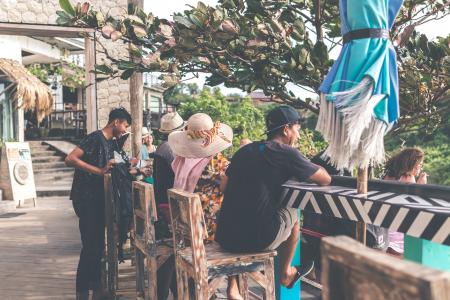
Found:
[0,0,130,141]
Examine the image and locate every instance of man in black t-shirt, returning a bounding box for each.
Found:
[66,108,132,300]
[215,105,331,289]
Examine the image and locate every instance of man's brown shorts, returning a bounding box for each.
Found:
[264,207,298,250]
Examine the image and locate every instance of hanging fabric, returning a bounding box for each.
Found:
[316,0,404,170]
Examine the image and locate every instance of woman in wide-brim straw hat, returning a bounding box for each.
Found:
[169,113,242,299]
[168,112,233,158]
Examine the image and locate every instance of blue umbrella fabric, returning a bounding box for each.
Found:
[316,0,403,170]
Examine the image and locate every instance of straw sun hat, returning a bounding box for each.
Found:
[141,127,151,137]
[159,112,187,133]
[168,113,233,158]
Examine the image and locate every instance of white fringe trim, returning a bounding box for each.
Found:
[316,77,388,170]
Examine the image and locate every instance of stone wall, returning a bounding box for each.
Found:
[0,0,131,129]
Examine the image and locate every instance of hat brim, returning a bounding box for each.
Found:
[168,123,233,158]
[159,121,187,134]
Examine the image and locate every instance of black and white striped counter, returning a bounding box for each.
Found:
[281,177,450,246]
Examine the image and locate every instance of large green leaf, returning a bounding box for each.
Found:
[59,0,75,16]
[56,11,72,25]
[120,69,135,80]
[94,64,114,74]
[174,15,194,29]
[117,60,137,70]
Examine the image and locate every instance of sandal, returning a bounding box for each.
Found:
[286,261,315,289]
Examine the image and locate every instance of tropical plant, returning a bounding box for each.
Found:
[56,0,450,130]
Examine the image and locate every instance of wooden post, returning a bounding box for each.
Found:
[128,0,144,158]
[355,167,367,244]
[85,34,97,133]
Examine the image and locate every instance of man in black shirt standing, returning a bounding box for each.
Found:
[66,108,132,300]
[215,105,331,289]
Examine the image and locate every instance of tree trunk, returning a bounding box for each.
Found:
[128,0,144,158]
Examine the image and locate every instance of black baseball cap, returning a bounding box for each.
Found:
[266,105,301,133]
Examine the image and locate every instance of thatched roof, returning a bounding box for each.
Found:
[0,58,53,122]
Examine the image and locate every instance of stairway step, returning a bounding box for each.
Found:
[36,186,71,197]
[30,145,51,151]
[32,156,64,163]
[35,172,73,180]
[34,167,74,174]
[36,178,73,184]
[31,150,58,156]
[33,162,67,170]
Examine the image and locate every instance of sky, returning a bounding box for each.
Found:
[144,0,450,98]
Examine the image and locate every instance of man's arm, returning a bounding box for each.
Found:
[65,147,112,176]
[308,166,332,186]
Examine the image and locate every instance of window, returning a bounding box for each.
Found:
[149,96,161,113]
[144,93,149,110]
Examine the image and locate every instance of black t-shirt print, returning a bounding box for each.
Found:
[215,141,319,252]
[70,130,114,203]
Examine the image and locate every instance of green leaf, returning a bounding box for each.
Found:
[59,0,75,16]
[120,69,135,80]
[94,64,114,74]
[56,11,72,25]
[174,15,194,28]
[293,19,305,36]
[117,60,136,70]
[312,41,328,62]
[188,14,204,28]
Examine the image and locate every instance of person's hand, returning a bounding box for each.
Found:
[98,159,115,175]
[417,172,428,184]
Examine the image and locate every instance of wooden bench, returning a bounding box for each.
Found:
[132,180,172,299]
[168,188,277,300]
[321,236,450,300]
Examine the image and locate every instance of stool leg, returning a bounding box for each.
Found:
[147,253,158,300]
[263,258,276,300]
[175,261,187,300]
[238,274,249,300]
[194,276,209,300]
[135,249,145,298]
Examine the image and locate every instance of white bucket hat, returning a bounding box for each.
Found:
[142,127,151,137]
[168,113,233,158]
[159,112,187,133]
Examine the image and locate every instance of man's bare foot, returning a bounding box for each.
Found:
[227,276,243,300]
[280,266,299,287]
[227,287,243,300]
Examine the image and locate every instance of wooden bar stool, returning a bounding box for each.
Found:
[132,181,173,300]
[168,188,277,300]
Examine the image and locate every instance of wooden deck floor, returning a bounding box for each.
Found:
[0,197,320,300]
[0,197,79,299]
